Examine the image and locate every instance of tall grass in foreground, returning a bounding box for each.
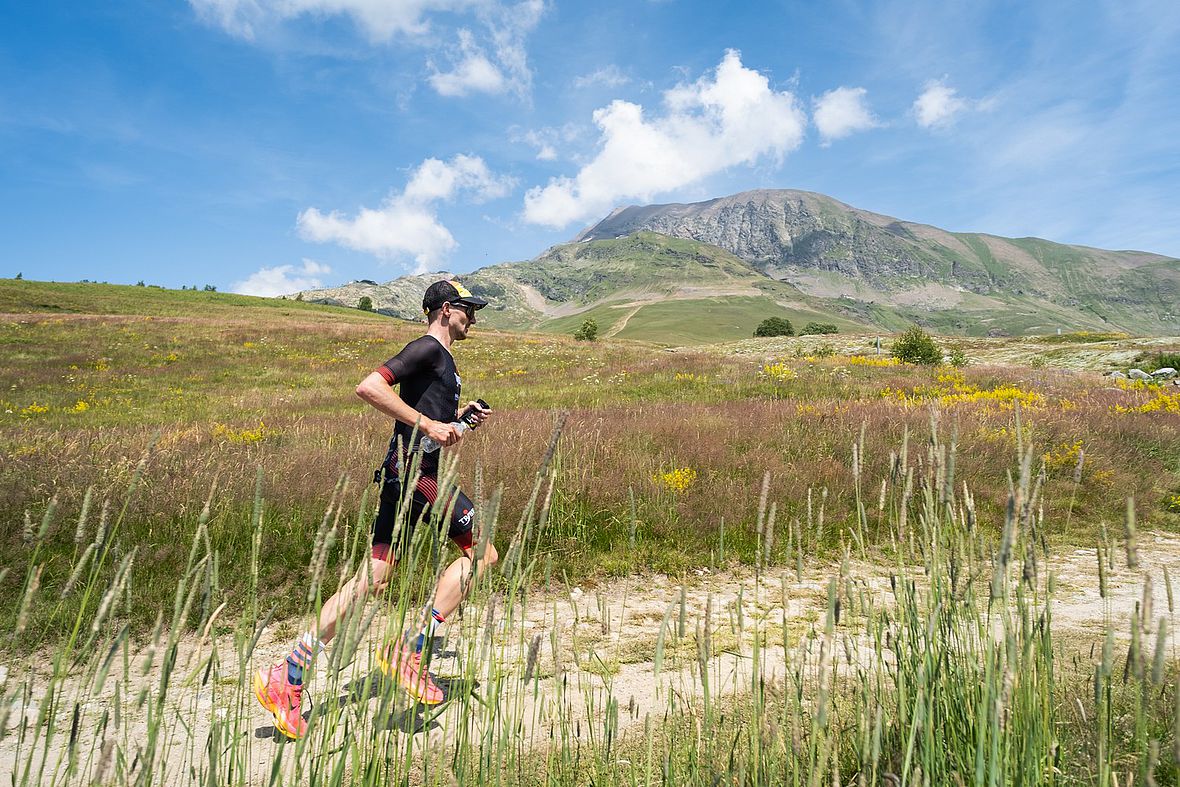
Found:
[1,408,1177,785]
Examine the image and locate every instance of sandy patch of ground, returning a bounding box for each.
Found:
[517,284,575,318]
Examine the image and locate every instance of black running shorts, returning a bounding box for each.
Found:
[371,474,475,559]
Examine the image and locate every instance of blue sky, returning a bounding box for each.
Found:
[3,0,1178,294]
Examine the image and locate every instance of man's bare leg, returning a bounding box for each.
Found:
[430,541,499,620]
[315,556,396,643]
[398,541,500,662]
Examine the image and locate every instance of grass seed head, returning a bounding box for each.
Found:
[61,543,96,598]
[1098,542,1108,598]
[14,565,43,638]
[1125,496,1139,569]
[1152,619,1168,685]
[73,486,93,544]
[524,633,542,683]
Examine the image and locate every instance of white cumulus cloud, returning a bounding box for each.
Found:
[522,50,806,229]
[297,155,513,272]
[812,86,878,145]
[232,259,331,297]
[913,79,970,128]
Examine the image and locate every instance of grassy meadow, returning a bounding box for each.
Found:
[3,278,1180,785]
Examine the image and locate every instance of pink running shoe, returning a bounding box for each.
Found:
[253,661,308,739]
[377,640,444,705]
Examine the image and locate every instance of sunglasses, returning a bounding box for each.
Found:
[447,301,476,319]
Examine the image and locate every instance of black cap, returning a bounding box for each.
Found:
[422,279,489,315]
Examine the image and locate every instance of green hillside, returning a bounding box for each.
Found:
[469,232,874,341]
[498,231,760,302]
[0,278,392,322]
[541,296,862,345]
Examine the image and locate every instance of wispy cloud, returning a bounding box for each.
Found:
[522,50,806,228]
[426,0,545,98]
[297,155,514,272]
[428,29,507,96]
[511,123,582,161]
[190,0,546,100]
[486,0,545,97]
[188,0,453,41]
[812,86,878,145]
[573,65,630,90]
[232,259,331,297]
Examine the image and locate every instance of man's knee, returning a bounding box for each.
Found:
[480,541,498,567]
[358,555,394,596]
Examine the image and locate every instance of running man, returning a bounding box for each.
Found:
[254,279,497,739]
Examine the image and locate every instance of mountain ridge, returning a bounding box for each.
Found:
[294,189,1180,343]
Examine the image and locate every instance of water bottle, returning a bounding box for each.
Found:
[420,399,490,453]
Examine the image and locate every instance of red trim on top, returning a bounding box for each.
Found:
[451,529,474,551]
[376,366,395,384]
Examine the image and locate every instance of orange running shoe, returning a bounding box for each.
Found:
[253,661,308,739]
[377,640,444,705]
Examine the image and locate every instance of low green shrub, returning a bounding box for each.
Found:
[799,322,838,335]
[891,326,942,365]
[574,318,598,341]
[754,317,794,337]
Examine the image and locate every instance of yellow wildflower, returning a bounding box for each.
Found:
[847,355,899,367]
[213,421,274,444]
[976,425,1011,443]
[1113,389,1180,415]
[761,362,795,383]
[1042,440,1083,474]
[655,467,697,493]
[938,384,1045,409]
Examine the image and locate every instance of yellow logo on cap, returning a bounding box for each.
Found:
[449,280,473,298]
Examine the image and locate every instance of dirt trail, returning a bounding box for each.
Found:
[602,304,645,338]
[4,534,1179,784]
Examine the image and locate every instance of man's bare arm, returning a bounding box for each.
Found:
[355,372,460,446]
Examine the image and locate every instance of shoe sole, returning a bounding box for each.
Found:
[254,670,302,740]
